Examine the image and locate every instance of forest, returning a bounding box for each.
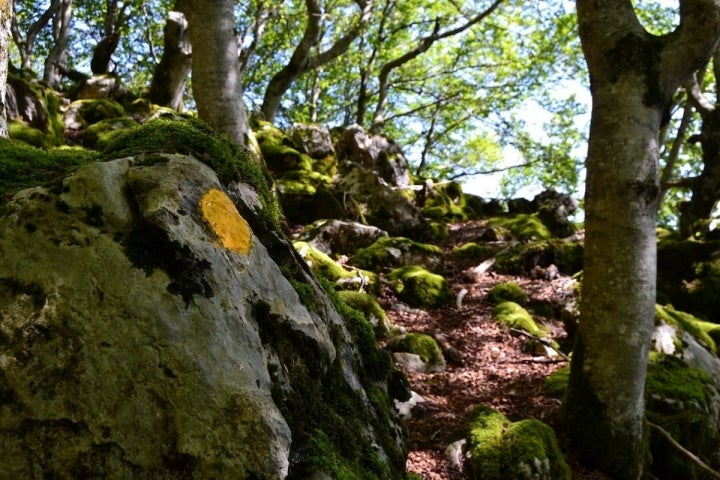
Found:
[1,0,720,479]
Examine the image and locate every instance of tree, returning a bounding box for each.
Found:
[259,0,373,122]
[186,0,250,147]
[0,0,10,138]
[562,1,720,477]
[147,0,190,110]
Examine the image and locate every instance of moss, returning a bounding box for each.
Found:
[422,182,467,222]
[494,239,584,275]
[489,214,552,241]
[466,405,511,480]
[487,281,527,305]
[655,304,719,355]
[83,117,138,150]
[349,236,444,273]
[452,242,492,259]
[427,221,449,242]
[102,117,281,229]
[74,98,126,125]
[492,302,541,336]
[387,265,452,308]
[338,291,392,339]
[9,121,54,149]
[646,355,719,480]
[500,420,571,480]
[543,366,569,399]
[466,406,569,480]
[294,241,378,291]
[0,139,98,199]
[386,333,444,368]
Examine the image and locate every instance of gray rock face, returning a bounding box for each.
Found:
[336,165,428,239]
[301,219,389,256]
[289,123,335,159]
[335,125,412,187]
[0,154,404,478]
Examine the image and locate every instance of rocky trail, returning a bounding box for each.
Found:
[372,220,609,479]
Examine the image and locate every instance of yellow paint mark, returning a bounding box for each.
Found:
[199,188,253,254]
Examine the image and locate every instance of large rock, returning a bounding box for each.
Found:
[336,164,428,239]
[0,152,405,477]
[335,125,412,187]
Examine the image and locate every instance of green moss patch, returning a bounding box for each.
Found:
[487,281,527,305]
[349,236,444,273]
[655,304,719,355]
[338,291,393,339]
[489,214,552,241]
[294,241,378,292]
[492,302,541,336]
[0,139,98,199]
[102,117,281,228]
[494,239,584,275]
[466,405,570,480]
[386,333,444,369]
[387,265,452,308]
[543,365,569,399]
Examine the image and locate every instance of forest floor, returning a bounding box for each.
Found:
[375,220,613,480]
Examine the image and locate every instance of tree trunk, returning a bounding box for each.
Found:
[147,8,191,111]
[186,0,249,147]
[43,0,72,89]
[260,0,373,123]
[0,0,12,138]
[563,1,720,478]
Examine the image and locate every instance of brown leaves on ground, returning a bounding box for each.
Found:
[376,221,603,479]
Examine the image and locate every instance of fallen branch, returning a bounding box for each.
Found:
[509,328,570,362]
[647,420,720,480]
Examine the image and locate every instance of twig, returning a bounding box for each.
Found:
[647,420,720,480]
[509,328,570,362]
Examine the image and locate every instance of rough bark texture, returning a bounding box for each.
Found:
[186,0,249,147]
[147,10,191,110]
[0,0,10,138]
[563,1,720,478]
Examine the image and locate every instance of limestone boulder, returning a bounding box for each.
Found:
[300,219,389,256]
[0,153,405,478]
[289,123,335,159]
[336,165,428,239]
[335,124,412,187]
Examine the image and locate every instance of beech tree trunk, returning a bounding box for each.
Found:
[186,0,249,147]
[147,7,191,111]
[563,1,720,478]
[0,0,11,138]
[42,0,72,88]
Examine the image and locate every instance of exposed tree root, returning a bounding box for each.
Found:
[647,420,720,480]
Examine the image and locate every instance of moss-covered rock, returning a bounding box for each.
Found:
[488,213,554,242]
[83,117,138,150]
[101,117,281,229]
[386,333,446,372]
[494,239,584,275]
[422,181,468,222]
[72,98,126,125]
[646,355,720,480]
[349,236,444,273]
[0,139,98,199]
[294,241,378,292]
[338,291,393,339]
[492,301,541,336]
[655,304,720,355]
[657,238,720,322]
[8,121,55,149]
[452,242,493,260]
[387,265,453,308]
[487,281,528,305]
[466,405,570,480]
